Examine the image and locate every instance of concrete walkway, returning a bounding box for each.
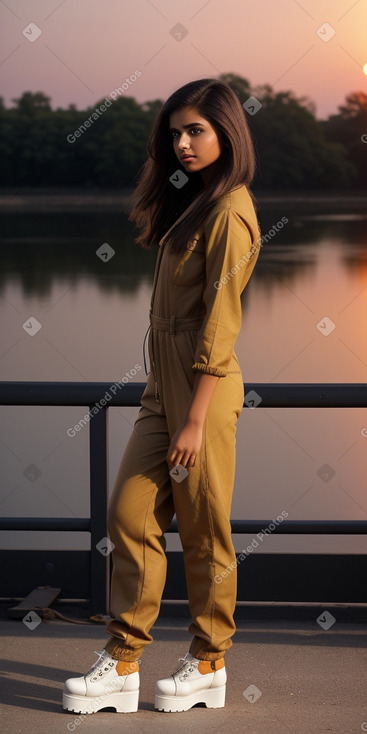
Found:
[1,607,367,734]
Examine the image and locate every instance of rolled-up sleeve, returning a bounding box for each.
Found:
[192,204,259,377]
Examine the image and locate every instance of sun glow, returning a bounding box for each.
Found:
[363,63,367,76]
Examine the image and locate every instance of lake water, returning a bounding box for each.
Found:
[1,195,367,555]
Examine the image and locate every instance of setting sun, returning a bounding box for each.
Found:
[363,63,367,76]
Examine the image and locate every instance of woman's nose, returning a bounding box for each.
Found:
[177,133,190,149]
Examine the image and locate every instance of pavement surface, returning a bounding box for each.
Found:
[1,605,367,734]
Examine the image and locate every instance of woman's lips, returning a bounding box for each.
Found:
[181,155,196,161]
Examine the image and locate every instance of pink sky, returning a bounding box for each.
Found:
[0,0,366,119]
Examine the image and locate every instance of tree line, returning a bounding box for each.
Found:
[1,73,366,190]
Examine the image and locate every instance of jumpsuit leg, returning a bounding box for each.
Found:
[165,369,244,662]
[104,351,243,663]
[104,401,174,662]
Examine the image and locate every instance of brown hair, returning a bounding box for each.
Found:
[128,78,257,254]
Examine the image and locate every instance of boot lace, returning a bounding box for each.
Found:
[86,650,141,682]
[173,656,199,682]
[87,650,115,680]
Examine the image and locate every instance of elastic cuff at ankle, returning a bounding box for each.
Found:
[189,644,226,662]
[104,637,142,662]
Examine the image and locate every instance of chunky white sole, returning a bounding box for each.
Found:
[62,688,139,714]
[155,684,226,712]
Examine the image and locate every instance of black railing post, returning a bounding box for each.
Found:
[89,406,109,614]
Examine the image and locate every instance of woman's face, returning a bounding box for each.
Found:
[169,106,223,186]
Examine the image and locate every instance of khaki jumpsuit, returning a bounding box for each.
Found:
[104,184,261,662]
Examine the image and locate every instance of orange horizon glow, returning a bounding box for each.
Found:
[1,0,367,120]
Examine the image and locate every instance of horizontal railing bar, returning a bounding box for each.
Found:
[0,381,367,407]
[1,381,367,611]
[0,518,91,531]
[1,519,367,534]
[230,520,367,534]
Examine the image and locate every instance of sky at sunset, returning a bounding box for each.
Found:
[0,0,366,119]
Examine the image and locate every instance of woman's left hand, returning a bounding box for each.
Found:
[166,419,203,469]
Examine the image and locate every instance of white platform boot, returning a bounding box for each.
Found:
[63,649,140,714]
[155,652,226,712]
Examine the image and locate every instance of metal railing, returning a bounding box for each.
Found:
[1,381,367,612]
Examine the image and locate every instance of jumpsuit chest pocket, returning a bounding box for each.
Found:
[165,234,205,287]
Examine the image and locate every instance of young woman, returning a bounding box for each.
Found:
[63,77,261,715]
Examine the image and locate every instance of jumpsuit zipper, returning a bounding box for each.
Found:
[142,322,160,403]
[143,204,202,405]
[153,357,160,403]
[143,242,166,404]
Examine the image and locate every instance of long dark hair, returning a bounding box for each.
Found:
[128,78,257,254]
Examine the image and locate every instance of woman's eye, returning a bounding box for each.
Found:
[171,128,202,138]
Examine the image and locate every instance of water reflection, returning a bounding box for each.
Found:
[1,208,367,299]
[1,201,367,555]
[0,212,156,297]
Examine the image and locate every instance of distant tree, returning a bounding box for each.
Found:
[11,90,52,114]
[322,91,367,187]
[222,81,356,189]
[0,83,362,189]
[88,96,161,186]
[140,99,164,119]
[337,91,367,118]
[219,73,252,101]
[4,92,74,185]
